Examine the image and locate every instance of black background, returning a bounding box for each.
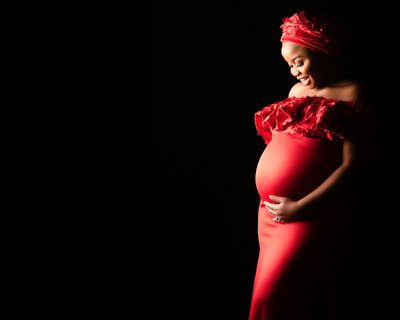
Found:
[152,1,397,319]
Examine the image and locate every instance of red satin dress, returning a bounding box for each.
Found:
[248,96,377,320]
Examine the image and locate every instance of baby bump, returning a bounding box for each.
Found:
[255,132,342,200]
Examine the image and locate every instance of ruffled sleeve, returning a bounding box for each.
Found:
[255,96,380,161]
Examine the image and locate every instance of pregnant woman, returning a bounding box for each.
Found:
[248,10,379,320]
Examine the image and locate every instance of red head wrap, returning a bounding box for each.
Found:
[280,11,349,57]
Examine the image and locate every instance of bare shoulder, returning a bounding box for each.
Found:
[288,82,307,97]
[340,81,369,103]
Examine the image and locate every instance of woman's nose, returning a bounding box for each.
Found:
[291,68,300,77]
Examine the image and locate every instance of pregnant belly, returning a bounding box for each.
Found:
[255,132,342,201]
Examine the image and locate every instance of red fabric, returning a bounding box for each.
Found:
[249,95,379,319]
[254,96,379,162]
[280,11,348,57]
[248,96,382,320]
[250,132,346,320]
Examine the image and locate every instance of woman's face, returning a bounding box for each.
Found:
[281,41,328,89]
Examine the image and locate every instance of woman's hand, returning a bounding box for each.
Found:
[263,195,300,223]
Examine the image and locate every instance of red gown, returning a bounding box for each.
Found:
[248,96,377,320]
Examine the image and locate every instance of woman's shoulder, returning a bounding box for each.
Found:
[332,80,367,103]
[287,82,308,98]
[287,82,305,97]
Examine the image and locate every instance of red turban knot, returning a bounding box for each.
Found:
[280,11,349,57]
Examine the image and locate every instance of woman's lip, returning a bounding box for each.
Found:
[298,76,310,85]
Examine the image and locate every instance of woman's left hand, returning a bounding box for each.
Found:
[263,195,299,223]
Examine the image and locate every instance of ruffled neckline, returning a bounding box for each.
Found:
[255,95,379,160]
